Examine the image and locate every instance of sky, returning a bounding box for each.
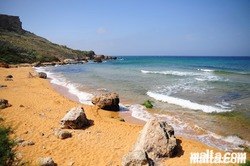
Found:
[0,0,250,56]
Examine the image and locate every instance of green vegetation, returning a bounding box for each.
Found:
[143,100,153,108]
[0,29,95,64]
[239,160,250,166]
[0,125,15,165]
[239,145,250,153]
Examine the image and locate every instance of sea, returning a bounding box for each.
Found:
[35,56,250,151]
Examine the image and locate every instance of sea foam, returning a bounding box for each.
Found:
[34,67,94,105]
[147,91,231,113]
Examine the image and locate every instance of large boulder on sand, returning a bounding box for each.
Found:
[91,93,120,111]
[60,106,90,129]
[122,117,177,165]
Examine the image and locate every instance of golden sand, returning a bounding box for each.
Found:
[0,67,248,166]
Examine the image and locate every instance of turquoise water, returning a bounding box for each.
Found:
[37,56,250,151]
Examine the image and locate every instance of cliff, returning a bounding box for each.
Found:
[0,14,96,64]
[0,14,24,33]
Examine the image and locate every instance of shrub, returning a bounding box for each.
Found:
[0,126,15,165]
[239,160,250,166]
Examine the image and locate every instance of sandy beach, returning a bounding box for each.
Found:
[0,67,248,166]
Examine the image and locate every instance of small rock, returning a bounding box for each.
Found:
[15,137,25,144]
[6,75,13,78]
[20,140,35,147]
[54,128,72,139]
[0,62,9,68]
[38,72,47,79]
[68,160,75,166]
[19,104,24,107]
[37,157,56,166]
[0,85,7,88]
[4,78,13,81]
[23,131,29,134]
[0,98,10,109]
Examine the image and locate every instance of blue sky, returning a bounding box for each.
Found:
[1,0,250,56]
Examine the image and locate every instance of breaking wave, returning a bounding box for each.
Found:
[147,91,232,113]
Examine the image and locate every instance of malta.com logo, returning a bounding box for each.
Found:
[190,149,247,164]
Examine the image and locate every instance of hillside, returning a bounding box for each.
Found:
[0,14,95,64]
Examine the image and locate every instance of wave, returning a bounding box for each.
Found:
[141,70,199,76]
[198,69,214,72]
[195,75,226,82]
[147,91,232,113]
[198,68,250,75]
[34,67,94,105]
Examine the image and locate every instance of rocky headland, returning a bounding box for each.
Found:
[0,14,116,68]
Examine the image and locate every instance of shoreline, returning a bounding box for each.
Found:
[40,65,250,152]
[50,79,147,126]
[0,67,249,165]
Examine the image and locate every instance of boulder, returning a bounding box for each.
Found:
[0,98,9,109]
[91,93,120,111]
[60,106,90,129]
[132,117,177,160]
[38,72,47,79]
[37,157,56,166]
[122,150,151,166]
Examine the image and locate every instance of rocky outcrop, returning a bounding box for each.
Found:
[93,55,117,63]
[60,106,90,129]
[123,118,177,165]
[0,98,10,109]
[91,93,120,111]
[93,57,103,63]
[0,14,24,33]
[38,72,47,79]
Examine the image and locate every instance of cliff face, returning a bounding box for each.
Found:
[0,14,24,33]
